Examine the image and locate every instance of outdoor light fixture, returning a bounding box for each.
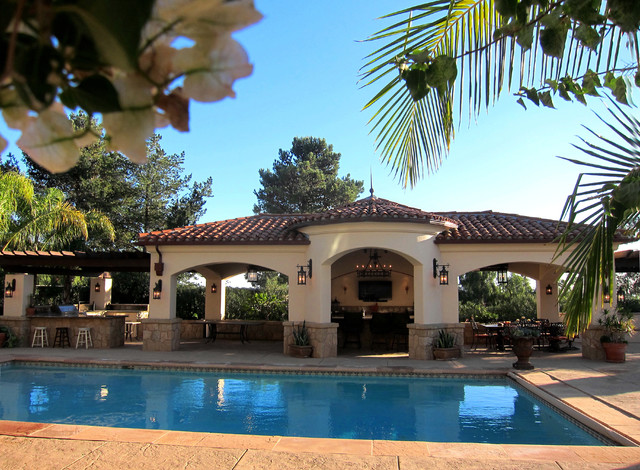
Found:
[496,265,509,285]
[603,289,611,304]
[356,249,391,278]
[211,283,217,294]
[4,279,15,298]
[246,267,258,283]
[545,284,553,295]
[94,282,101,293]
[617,288,625,303]
[297,259,312,285]
[433,258,450,286]
[153,280,162,300]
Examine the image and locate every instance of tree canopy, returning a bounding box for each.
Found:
[253,137,364,214]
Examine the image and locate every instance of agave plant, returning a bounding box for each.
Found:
[362,1,639,188]
[556,102,640,335]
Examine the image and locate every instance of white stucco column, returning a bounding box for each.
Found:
[413,262,443,324]
[536,278,559,321]
[3,274,34,317]
[204,274,223,320]
[89,274,112,310]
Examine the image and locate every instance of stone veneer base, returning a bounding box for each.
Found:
[408,323,465,360]
[283,321,338,358]
[143,318,182,351]
[581,326,606,361]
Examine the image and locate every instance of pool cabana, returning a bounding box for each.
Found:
[138,194,629,360]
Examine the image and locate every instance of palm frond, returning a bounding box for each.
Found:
[362,1,637,187]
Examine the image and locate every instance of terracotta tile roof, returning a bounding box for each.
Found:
[434,210,634,244]
[291,196,458,229]
[138,215,310,246]
[138,198,636,247]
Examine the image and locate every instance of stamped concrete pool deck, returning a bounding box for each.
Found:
[0,340,639,469]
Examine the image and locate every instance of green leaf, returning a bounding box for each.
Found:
[516,24,534,50]
[539,90,555,108]
[563,0,605,25]
[495,0,518,18]
[424,55,457,96]
[61,75,122,114]
[521,87,540,106]
[545,79,558,91]
[540,23,568,58]
[607,0,640,32]
[402,67,431,102]
[635,71,640,87]
[558,82,572,101]
[582,70,601,96]
[516,97,527,109]
[575,24,601,50]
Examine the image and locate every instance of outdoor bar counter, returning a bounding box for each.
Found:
[28,315,125,348]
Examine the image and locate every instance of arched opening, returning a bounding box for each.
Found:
[330,248,415,354]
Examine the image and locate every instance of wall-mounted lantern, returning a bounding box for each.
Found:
[153,280,162,300]
[4,279,15,298]
[545,284,552,295]
[433,258,449,286]
[246,267,258,283]
[617,288,625,303]
[94,282,101,293]
[496,265,509,285]
[211,283,217,294]
[603,289,611,304]
[297,259,312,285]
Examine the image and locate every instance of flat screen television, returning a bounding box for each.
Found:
[358,280,392,302]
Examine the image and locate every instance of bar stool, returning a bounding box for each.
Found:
[31,327,49,348]
[76,327,93,349]
[53,327,71,348]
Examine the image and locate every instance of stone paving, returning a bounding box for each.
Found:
[0,340,639,469]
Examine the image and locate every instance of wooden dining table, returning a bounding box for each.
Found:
[481,323,507,351]
[201,320,264,344]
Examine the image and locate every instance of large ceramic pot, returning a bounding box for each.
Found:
[602,342,626,363]
[289,344,313,358]
[512,337,535,370]
[433,347,461,360]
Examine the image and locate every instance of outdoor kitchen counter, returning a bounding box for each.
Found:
[29,315,125,348]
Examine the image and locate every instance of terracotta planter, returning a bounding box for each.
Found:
[26,307,36,317]
[512,337,535,370]
[433,347,460,360]
[0,332,6,348]
[602,342,626,363]
[289,344,313,358]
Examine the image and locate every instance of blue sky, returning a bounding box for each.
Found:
[0,1,627,228]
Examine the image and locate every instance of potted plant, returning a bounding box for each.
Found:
[25,294,36,317]
[0,325,19,348]
[509,325,540,370]
[289,321,313,358]
[432,329,460,360]
[598,309,635,363]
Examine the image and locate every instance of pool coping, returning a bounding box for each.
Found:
[1,356,639,467]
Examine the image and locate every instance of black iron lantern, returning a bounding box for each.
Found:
[4,279,15,298]
[211,283,217,294]
[433,258,450,286]
[545,284,552,295]
[496,265,508,285]
[94,282,101,293]
[153,280,162,300]
[603,290,611,304]
[246,267,258,283]
[297,259,312,285]
[617,288,625,303]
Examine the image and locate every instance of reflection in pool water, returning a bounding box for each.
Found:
[0,364,605,445]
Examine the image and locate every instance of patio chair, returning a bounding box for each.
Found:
[470,319,494,350]
[390,311,411,351]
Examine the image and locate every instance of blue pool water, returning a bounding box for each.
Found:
[0,364,605,445]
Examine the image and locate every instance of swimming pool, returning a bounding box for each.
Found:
[0,363,606,445]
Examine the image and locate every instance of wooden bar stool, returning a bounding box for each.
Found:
[75,327,93,349]
[53,327,71,348]
[31,327,49,348]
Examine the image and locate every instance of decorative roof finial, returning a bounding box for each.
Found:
[369,168,374,198]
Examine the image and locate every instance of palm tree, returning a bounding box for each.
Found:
[362,1,638,188]
[0,171,114,251]
[556,102,640,335]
